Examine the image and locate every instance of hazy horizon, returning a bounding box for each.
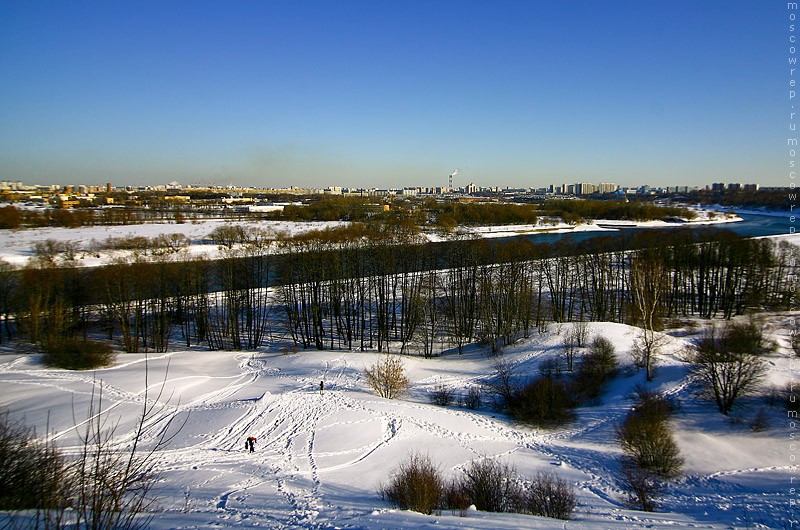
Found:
[0,1,784,190]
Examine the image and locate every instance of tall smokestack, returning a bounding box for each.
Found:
[449,169,458,191]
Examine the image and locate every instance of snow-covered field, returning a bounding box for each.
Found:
[0,207,742,267]
[0,219,351,267]
[0,317,795,529]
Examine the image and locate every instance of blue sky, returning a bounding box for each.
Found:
[0,1,785,189]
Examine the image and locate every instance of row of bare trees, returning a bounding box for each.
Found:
[275,232,547,356]
[272,228,797,356]
[0,227,274,354]
[0,226,796,355]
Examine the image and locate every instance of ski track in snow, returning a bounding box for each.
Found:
[0,323,791,530]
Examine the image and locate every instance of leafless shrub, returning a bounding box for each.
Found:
[571,335,618,404]
[616,390,682,480]
[69,371,185,530]
[538,357,563,378]
[62,241,80,262]
[508,376,575,427]
[615,385,681,513]
[724,319,772,354]
[151,233,190,255]
[0,364,184,530]
[486,358,519,408]
[462,385,482,410]
[364,355,410,399]
[428,384,456,407]
[443,458,578,519]
[43,338,116,370]
[103,235,152,252]
[749,407,770,432]
[457,458,520,513]
[443,479,471,516]
[764,384,783,407]
[630,328,668,380]
[281,343,299,355]
[32,239,67,265]
[517,471,577,520]
[379,452,444,515]
[209,224,248,248]
[0,411,72,517]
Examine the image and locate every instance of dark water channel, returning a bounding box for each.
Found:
[508,212,792,246]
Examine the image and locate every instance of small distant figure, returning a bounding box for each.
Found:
[245,436,256,453]
[319,380,325,395]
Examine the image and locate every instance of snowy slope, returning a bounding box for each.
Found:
[0,317,793,530]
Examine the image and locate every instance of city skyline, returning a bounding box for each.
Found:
[0,177,769,198]
[0,1,784,189]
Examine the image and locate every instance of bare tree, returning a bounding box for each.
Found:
[571,320,589,348]
[439,238,481,354]
[560,333,577,372]
[631,330,669,380]
[559,322,588,372]
[1,361,184,530]
[684,324,768,415]
[102,256,151,353]
[487,358,518,408]
[629,252,668,381]
[208,224,247,249]
[414,271,440,358]
[71,365,185,530]
[619,461,662,512]
[0,260,17,343]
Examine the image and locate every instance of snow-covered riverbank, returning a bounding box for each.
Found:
[0,207,749,267]
[427,208,742,241]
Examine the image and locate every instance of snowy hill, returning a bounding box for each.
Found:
[0,318,793,529]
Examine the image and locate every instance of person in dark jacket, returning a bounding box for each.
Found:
[246,436,256,452]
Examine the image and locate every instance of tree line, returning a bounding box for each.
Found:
[0,224,796,357]
[0,196,699,234]
[671,188,791,211]
[536,199,694,223]
[271,197,697,227]
[0,204,191,229]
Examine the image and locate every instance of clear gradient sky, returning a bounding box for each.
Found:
[0,1,786,189]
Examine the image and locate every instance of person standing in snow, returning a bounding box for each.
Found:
[245,436,256,453]
[319,380,324,395]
